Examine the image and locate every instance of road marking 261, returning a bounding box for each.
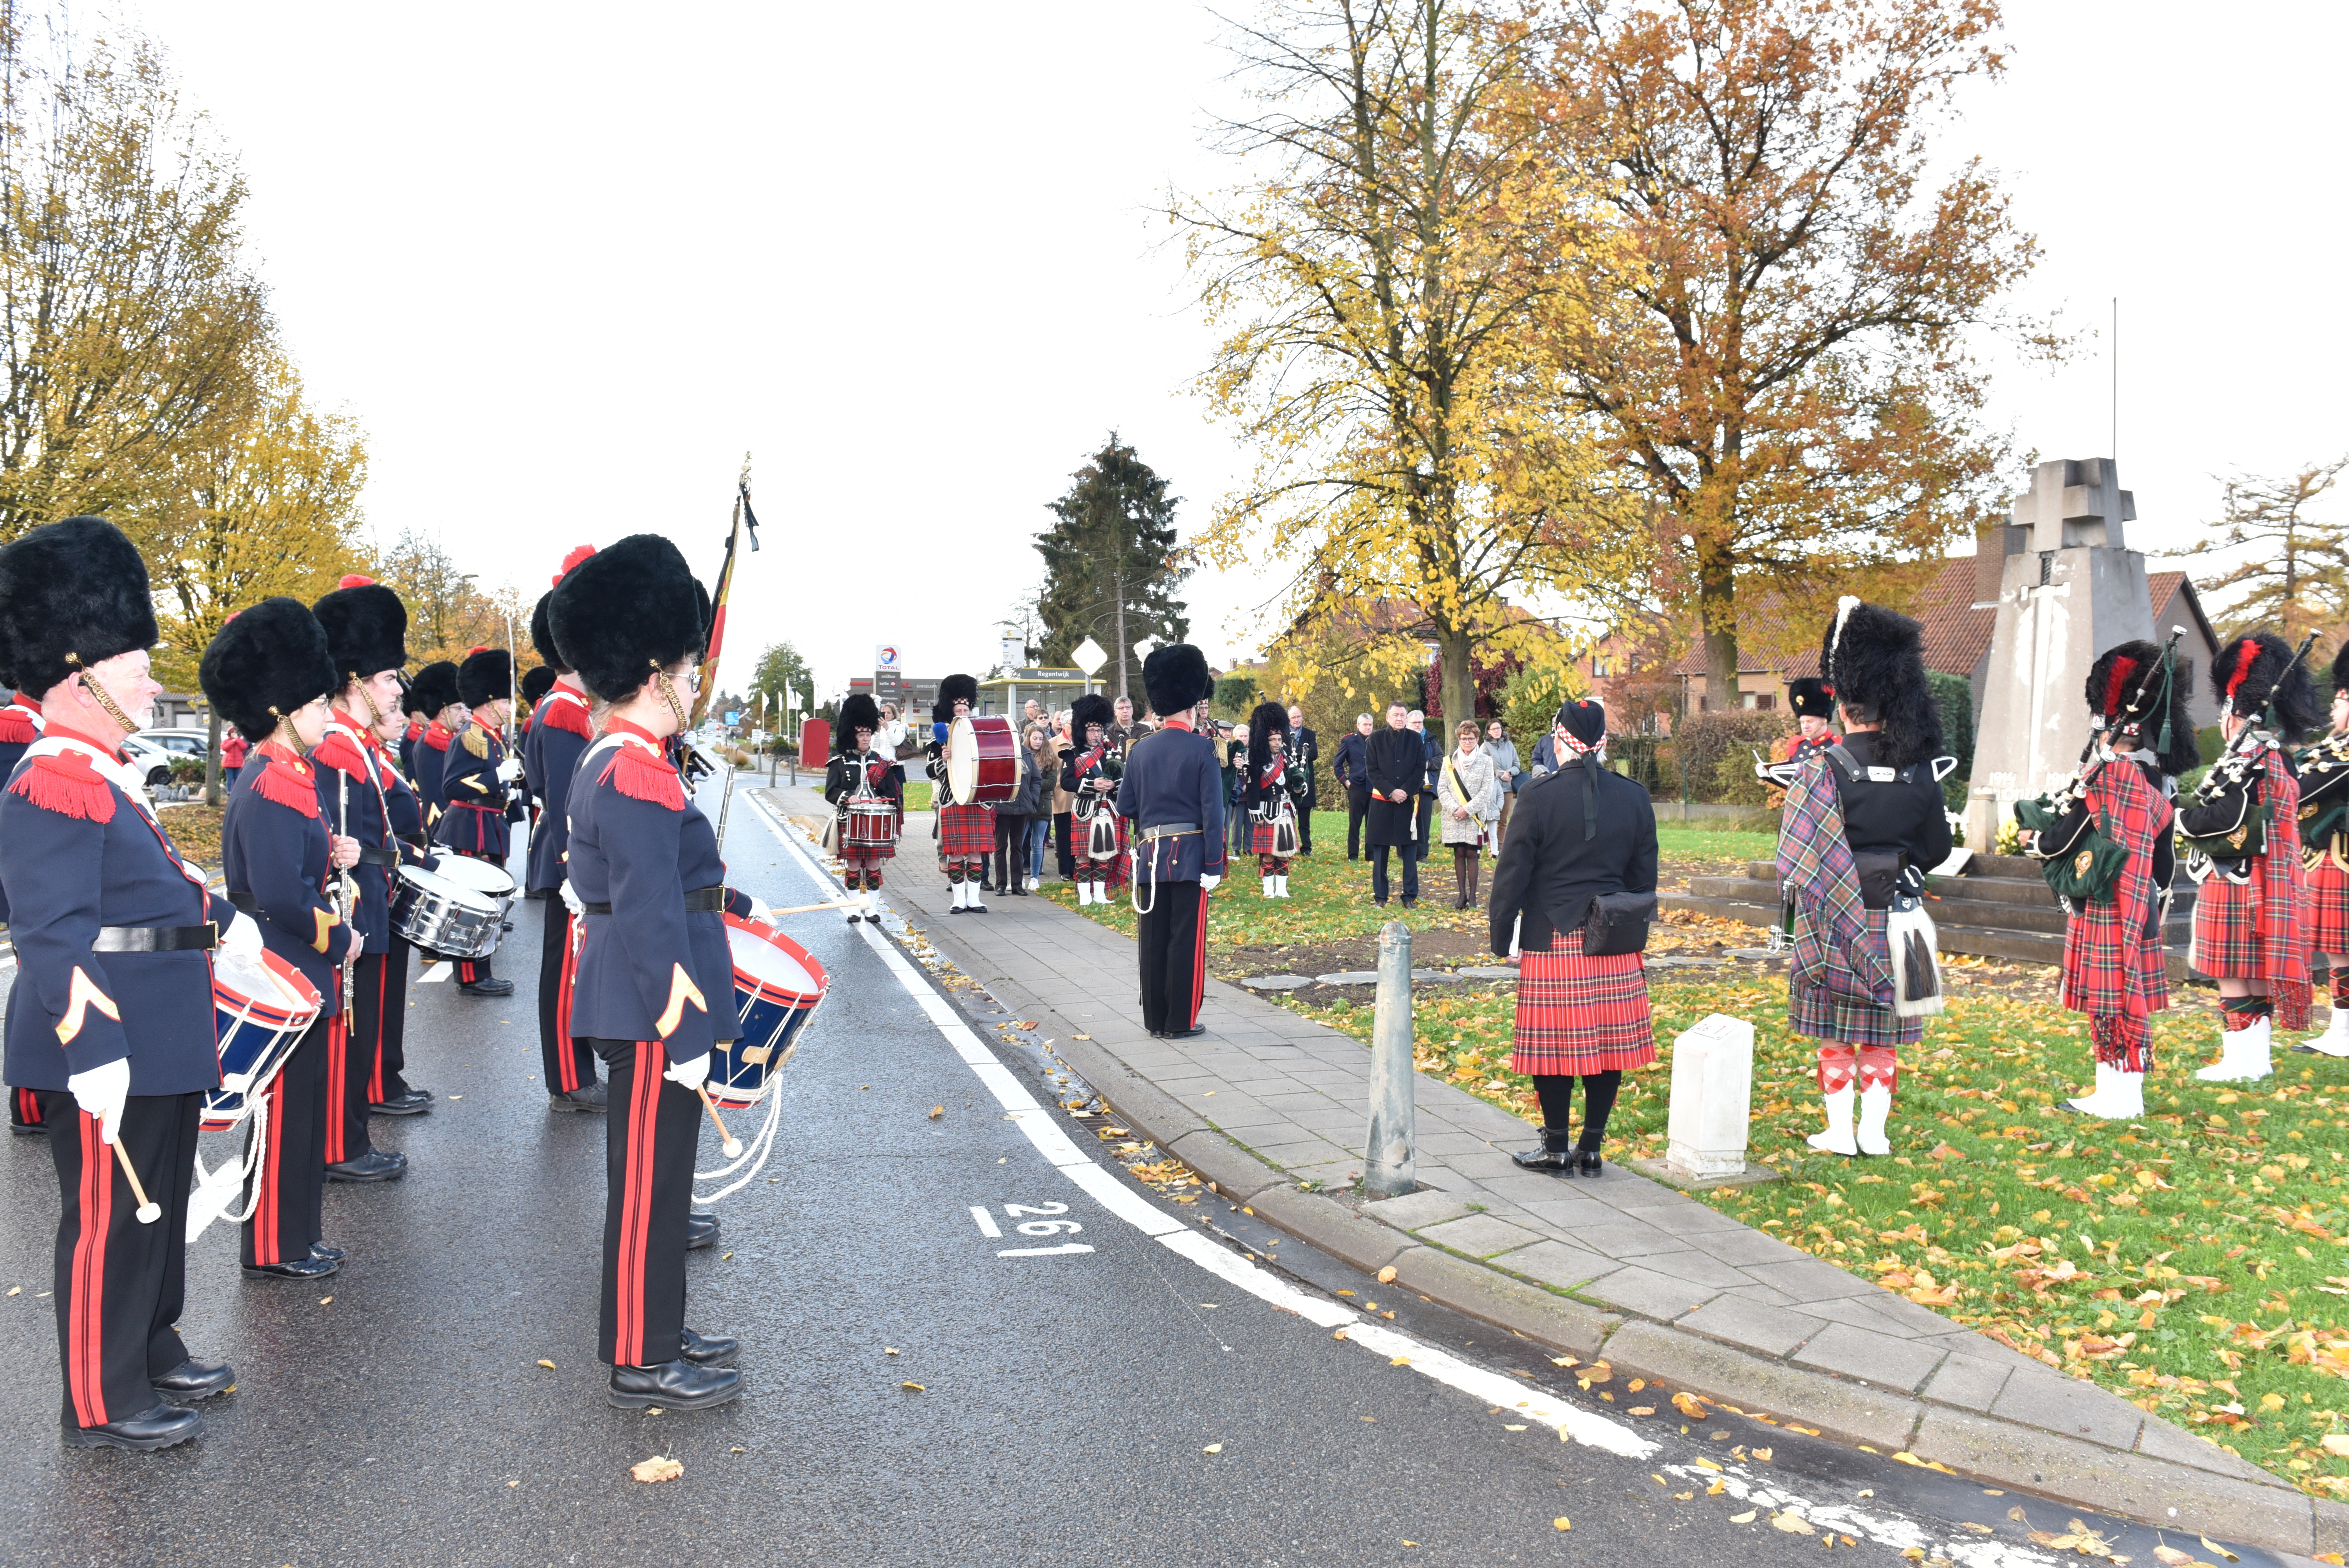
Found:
[971,1201,1093,1257]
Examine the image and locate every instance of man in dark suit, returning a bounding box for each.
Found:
[1120,646,1226,1038]
[1333,712,1372,857]
[1409,709,1442,846]
[1285,705,1319,855]
[1365,702,1424,906]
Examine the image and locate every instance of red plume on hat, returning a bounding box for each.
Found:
[554,545,596,587]
[338,573,375,589]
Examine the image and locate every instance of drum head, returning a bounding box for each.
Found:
[725,916,828,1005]
[402,863,497,912]
[947,716,977,805]
[436,856,515,898]
[213,946,322,1025]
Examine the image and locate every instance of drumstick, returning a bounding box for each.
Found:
[695,1083,744,1159]
[112,1139,162,1225]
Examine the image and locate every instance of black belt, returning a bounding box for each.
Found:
[581,886,728,916]
[92,923,217,954]
[1138,823,1199,840]
[357,845,399,867]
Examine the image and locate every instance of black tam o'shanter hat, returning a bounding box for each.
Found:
[2085,639,2201,777]
[932,674,978,725]
[1785,677,1836,720]
[198,598,338,743]
[0,516,159,697]
[547,533,707,705]
[311,575,409,687]
[2212,631,2322,740]
[1247,701,1290,773]
[1070,692,1112,742]
[836,693,880,752]
[1556,698,1607,747]
[1818,597,1942,768]
[1142,644,1211,717]
[457,647,513,710]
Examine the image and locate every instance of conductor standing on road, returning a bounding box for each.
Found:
[1119,645,1224,1039]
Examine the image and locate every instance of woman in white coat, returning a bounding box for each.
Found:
[1439,719,1500,908]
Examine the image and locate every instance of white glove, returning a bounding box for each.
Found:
[746,896,772,923]
[67,1057,130,1145]
[495,757,523,784]
[1199,874,1222,893]
[663,1052,711,1092]
[221,911,264,957]
[559,880,585,918]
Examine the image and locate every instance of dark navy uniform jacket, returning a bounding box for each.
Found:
[522,683,593,894]
[385,749,426,849]
[399,720,422,785]
[222,741,360,1005]
[0,693,43,925]
[2,721,236,1094]
[1116,720,1228,883]
[415,722,455,827]
[564,721,747,1066]
[435,718,512,860]
[310,715,397,954]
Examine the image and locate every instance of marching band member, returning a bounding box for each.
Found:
[408,660,461,830]
[2296,644,2349,1057]
[434,645,517,997]
[518,664,555,834]
[2181,632,2320,1082]
[398,676,431,782]
[1119,646,1224,1039]
[201,597,363,1280]
[823,693,901,922]
[1,647,49,1136]
[306,577,415,1181]
[1779,599,1951,1157]
[549,534,756,1410]
[1062,693,1126,907]
[526,552,605,1110]
[0,517,246,1449]
[1241,701,1306,900]
[929,673,993,914]
[364,659,433,1117]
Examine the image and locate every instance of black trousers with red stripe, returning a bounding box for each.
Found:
[243,1015,329,1267]
[591,1041,697,1368]
[1136,879,1207,1034]
[12,1085,44,1129]
[39,1091,200,1428]
[539,902,597,1092]
[453,849,499,984]
[370,937,413,1103]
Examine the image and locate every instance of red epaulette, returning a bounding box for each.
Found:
[6,752,115,822]
[312,732,369,779]
[246,753,322,818]
[602,746,684,811]
[538,695,592,739]
[424,723,452,753]
[0,708,36,746]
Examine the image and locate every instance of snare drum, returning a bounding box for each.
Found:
[434,853,516,908]
[390,864,503,959]
[946,714,1020,805]
[204,948,323,1133]
[844,797,899,848]
[712,915,829,1110]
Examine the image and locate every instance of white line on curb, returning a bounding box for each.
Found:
[740,789,1656,1461]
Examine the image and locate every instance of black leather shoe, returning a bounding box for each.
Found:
[1512,1129,1576,1171]
[459,978,515,996]
[10,1121,48,1136]
[606,1359,741,1410]
[845,912,862,923]
[687,1212,720,1250]
[311,1243,344,1262]
[370,1088,431,1116]
[62,1402,204,1450]
[243,1254,339,1282]
[151,1358,235,1401]
[1400,897,1418,909]
[499,920,515,932]
[325,1149,408,1182]
[549,1082,609,1113]
[1577,1151,1604,1178]
[680,1327,739,1367]
[1158,1025,1206,1040]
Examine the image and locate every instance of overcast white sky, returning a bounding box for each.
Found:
[143,2,2346,699]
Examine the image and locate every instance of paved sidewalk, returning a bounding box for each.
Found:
[756,785,2345,1557]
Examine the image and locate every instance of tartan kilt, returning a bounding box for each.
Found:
[2060,896,2169,1018]
[1508,944,1655,1076]
[2192,877,2264,976]
[1789,905,1922,1048]
[1251,816,1294,855]
[1076,806,1128,865]
[938,801,994,856]
[2312,855,2349,955]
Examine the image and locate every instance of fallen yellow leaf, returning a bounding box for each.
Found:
[1377,1265,1398,1284]
[884,1347,900,1356]
[1731,1511,1758,1524]
[1203,1443,1223,1454]
[319,1296,333,1306]
[928,1106,943,1119]
[1750,1447,1772,1462]
[1553,1518,1570,1531]
[900,1382,925,1392]
[1772,1513,1814,1536]
[631,1456,682,1483]
[536,1359,555,1370]
[1390,1356,1410,1367]
[2201,1537,2240,1563]
[1504,1424,1527,1431]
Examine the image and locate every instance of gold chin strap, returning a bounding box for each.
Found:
[64,652,139,735]
[653,666,687,733]
[352,676,387,730]
[269,705,295,751]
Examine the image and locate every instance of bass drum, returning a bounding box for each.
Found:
[946,714,1020,806]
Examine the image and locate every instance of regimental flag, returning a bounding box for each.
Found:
[692,459,762,729]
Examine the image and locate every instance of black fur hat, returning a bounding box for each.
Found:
[1818,597,1942,768]
[198,597,338,743]
[520,665,557,708]
[528,592,568,675]
[2331,639,2349,699]
[2212,631,2323,739]
[311,576,408,685]
[548,534,706,704]
[932,674,978,724]
[409,660,460,718]
[837,692,880,751]
[2085,639,2201,777]
[1070,692,1112,742]
[1786,677,1836,720]
[1142,643,1211,716]
[0,516,159,697]
[1246,700,1290,772]
[458,646,513,710]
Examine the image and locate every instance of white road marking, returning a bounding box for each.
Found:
[1659,1461,2063,1568]
[998,1244,1094,1258]
[739,792,1656,1460]
[968,1205,1002,1238]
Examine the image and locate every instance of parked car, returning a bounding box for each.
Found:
[123,732,204,789]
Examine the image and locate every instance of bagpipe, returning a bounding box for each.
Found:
[2014,627,2191,907]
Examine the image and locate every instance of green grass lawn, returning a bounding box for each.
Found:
[1655,823,1778,869]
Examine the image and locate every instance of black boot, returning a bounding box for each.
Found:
[1577,1149,1604,1178]
[606,1360,742,1410]
[1511,1126,1576,1171]
[151,1358,236,1401]
[62,1403,204,1450]
[686,1212,719,1250]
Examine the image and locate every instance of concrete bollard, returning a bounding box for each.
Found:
[1666,1013,1754,1181]
[1362,921,1417,1197]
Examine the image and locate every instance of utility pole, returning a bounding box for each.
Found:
[1110,492,1130,702]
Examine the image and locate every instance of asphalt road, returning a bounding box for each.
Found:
[0,779,2281,1568]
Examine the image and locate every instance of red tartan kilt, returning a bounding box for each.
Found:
[937,802,994,856]
[2192,877,2265,977]
[2312,857,2349,955]
[1251,818,1291,854]
[1508,943,1655,1076]
[1076,809,1128,865]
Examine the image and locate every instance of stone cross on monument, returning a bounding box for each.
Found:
[1964,457,2156,850]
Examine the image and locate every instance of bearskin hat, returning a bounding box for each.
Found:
[547,533,706,705]
[1247,700,1290,772]
[1142,643,1211,717]
[2085,639,2201,777]
[2331,639,2349,699]
[1786,677,1836,720]
[2211,631,2323,739]
[528,592,568,675]
[458,646,513,710]
[311,576,408,686]
[520,665,557,708]
[409,660,460,718]
[0,516,159,698]
[1070,692,1113,742]
[932,674,978,724]
[836,692,880,751]
[199,598,338,743]
[1818,597,1942,768]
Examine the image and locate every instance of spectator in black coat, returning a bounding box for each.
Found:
[1333,712,1373,858]
[1410,709,1442,845]
[1365,703,1425,905]
[1287,704,1319,854]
